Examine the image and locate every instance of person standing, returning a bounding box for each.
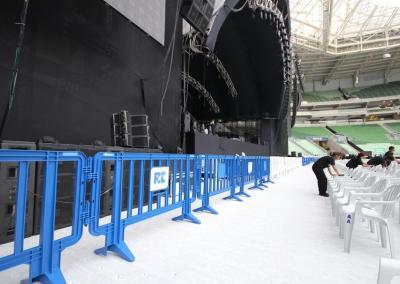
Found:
[312,152,343,197]
[384,146,395,158]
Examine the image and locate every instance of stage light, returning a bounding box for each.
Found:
[383,53,391,59]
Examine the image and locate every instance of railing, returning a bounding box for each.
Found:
[0,151,87,283]
[302,156,318,166]
[0,151,312,283]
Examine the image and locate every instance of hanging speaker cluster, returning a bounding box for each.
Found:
[181,0,215,34]
[250,0,292,119]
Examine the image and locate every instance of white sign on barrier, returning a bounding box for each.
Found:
[150,167,170,191]
[248,162,253,173]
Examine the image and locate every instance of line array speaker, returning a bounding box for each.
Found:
[180,0,215,34]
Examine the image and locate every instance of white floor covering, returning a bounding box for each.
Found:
[1,165,400,283]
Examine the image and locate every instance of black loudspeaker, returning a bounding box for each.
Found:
[131,125,149,137]
[131,136,150,148]
[112,112,151,148]
[291,151,296,157]
[0,141,36,244]
[34,142,117,234]
[130,115,148,126]
[181,0,215,34]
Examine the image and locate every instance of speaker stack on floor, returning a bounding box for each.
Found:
[112,111,150,148]
[130,115,150,148]
[0,141,36,244]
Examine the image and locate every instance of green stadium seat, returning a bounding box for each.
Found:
[295,139,327,156]
[352,81,400,99]
[387,123,400,133]
[291,127,332,139]
[288,140,307,155]
[331,125,392,144]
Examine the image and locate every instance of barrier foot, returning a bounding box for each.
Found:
[268,180,275,184]
[24,268,66,284]
[236,191,251,198]
[194,205,218,215]
[172,213,201,224]
[248,186,264,190]
[223,195,243,202]
[95,242,135,262]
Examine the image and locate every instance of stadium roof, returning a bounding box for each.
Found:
[291,0,400,54]
[290,0,400,82]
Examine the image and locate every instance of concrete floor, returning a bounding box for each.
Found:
[1,165,399,283]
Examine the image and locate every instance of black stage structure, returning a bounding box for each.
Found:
[0,0,296,155]
[185,0,294,155]
[0,0,298,240]
[0,0,182,152]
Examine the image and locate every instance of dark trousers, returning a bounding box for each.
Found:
[312,165,327,194]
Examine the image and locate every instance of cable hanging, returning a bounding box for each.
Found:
[0,0,30,138]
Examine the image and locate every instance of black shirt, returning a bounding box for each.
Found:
[346,157,362,169]
[367,156,384,166]
[384,151,391,158]
[313,156,335,169]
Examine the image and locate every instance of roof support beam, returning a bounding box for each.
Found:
[385,8,399,30]
[322,56,345,85]
[322,0,334,52]
[360,6,377,34]
[333,0,363,40]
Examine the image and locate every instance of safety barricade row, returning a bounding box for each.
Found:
[302,156,318,166]
[0,150,270,284]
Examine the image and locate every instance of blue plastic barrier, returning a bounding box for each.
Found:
[0,150,87,284]
[247,157,269,190]
[88,152,200,262]
[0,150,271,283]
[302,157,317,166]
[194,156,242,214]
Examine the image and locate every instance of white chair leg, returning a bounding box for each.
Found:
[399,201,400,224]
[339,211,345,239]
[369,220,375,234]
[386,225,396,259]
[376,222,381,242]
[398,200,400,224]
[344,212,355,253]
[335,206,340,226]
[379,222,388,249]
[332,201,336,216]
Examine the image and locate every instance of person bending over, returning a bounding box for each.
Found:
[312,152,343,197]
[368,153,395,167]
[346,152,366,169]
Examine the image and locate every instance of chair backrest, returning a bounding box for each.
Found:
[390,178,400,185]
[380,184,400,218]
[362,175,378,186]
[352,169,363,179]
[371,179,388,193]
[374,165,384,173]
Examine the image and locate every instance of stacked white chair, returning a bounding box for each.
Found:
[323,160,400,260]
[341,183,400,257]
